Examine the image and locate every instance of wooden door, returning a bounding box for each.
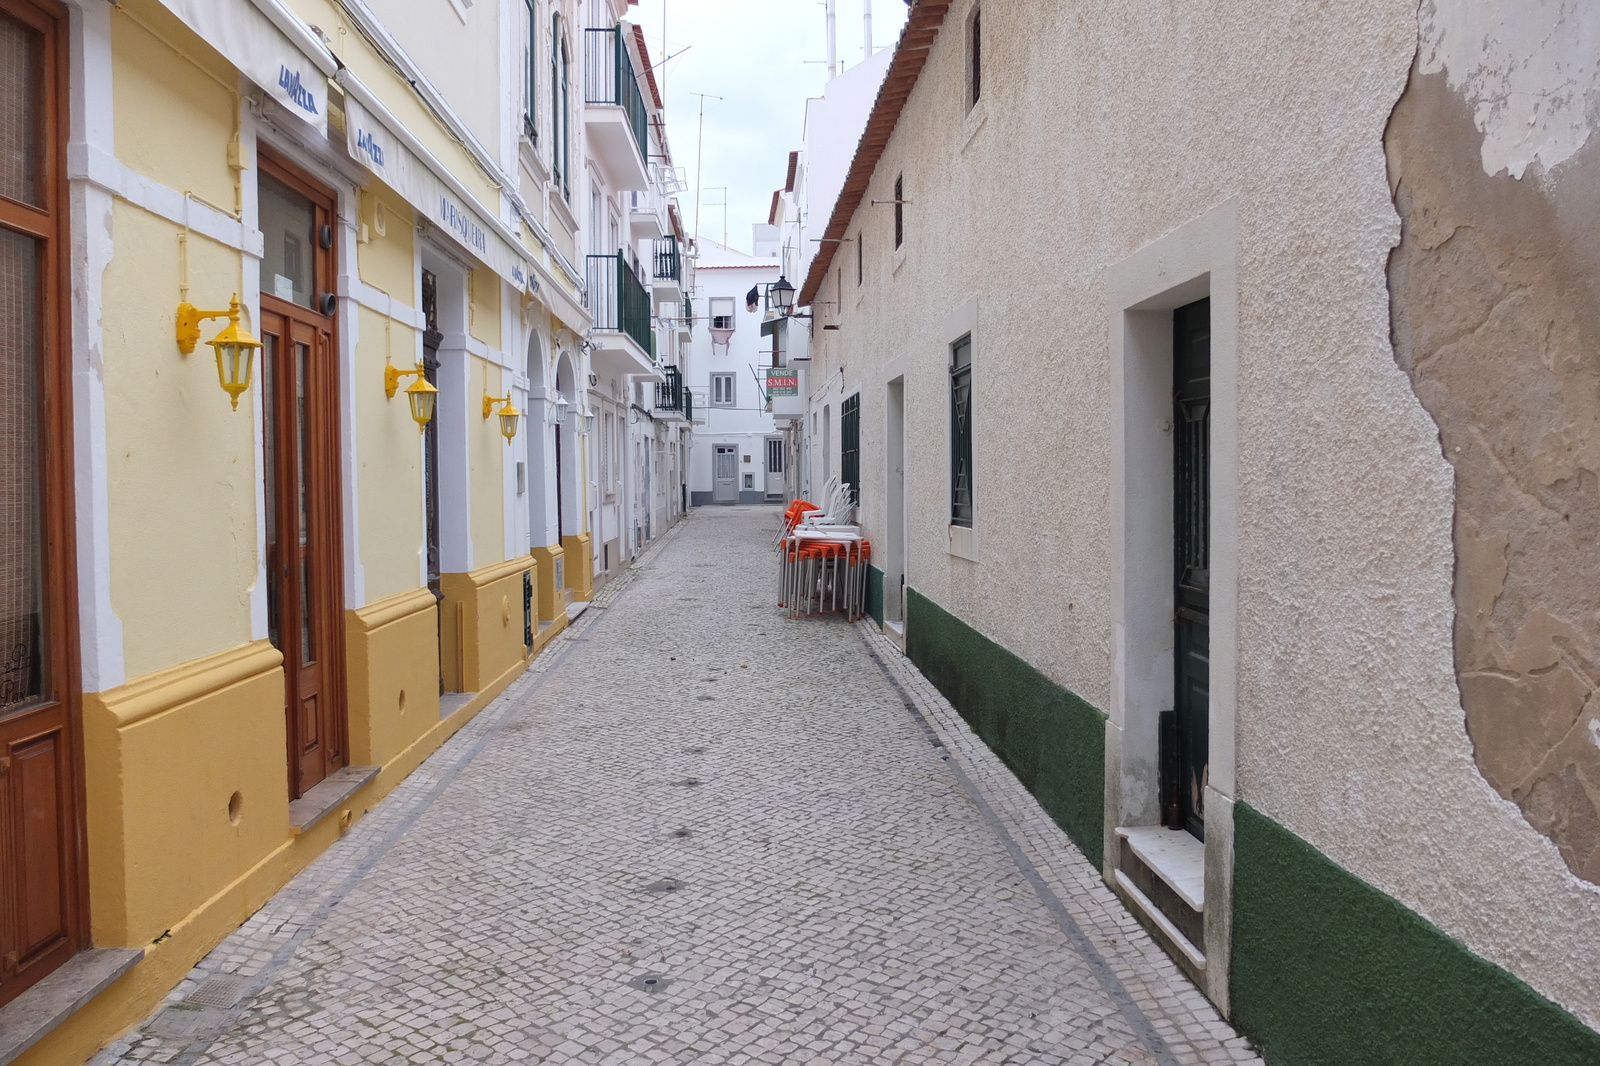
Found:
[1170,298,1211,841]
[258,155,346,799]
[0,0,85,1008]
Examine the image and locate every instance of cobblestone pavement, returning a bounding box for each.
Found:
[96,507,1263,1066]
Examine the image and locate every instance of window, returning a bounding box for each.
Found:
[709,296,735,331]
[840,393,860,504]
[551,15,570,197]
[711,372,736,407]
[602,409,615,491]
[950,335,973,527]
[522,0,537,143]
[893,175,904,249]
[968,9,982,110]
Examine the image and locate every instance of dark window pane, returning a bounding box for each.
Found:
[951,335,973,527]
[0,227,42,713]
[0,14,39,206]
[259,174,316,309]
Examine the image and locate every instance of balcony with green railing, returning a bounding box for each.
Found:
[582,26,650,190]
[586,253,654,366]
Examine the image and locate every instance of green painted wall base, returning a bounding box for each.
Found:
[866,565,884,626]
[904,588,1105,866]
[1232,802,1600,1065]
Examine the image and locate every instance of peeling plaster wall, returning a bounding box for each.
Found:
[806,0,1600,1031]
[1389,2,1600,887]
[1418,0,1600,179]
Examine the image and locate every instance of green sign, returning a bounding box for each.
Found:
[766,369,799,397]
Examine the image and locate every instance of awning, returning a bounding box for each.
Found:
[155,0,328,135]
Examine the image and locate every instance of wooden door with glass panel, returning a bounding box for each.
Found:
[258,154,347,798]
[0,0,85,1008]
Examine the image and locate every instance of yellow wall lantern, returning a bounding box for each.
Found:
[482,393,521,443]
[385,363,438,432]
[175,295,262,410]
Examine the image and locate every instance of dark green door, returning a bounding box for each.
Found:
[1172,298,1210,841]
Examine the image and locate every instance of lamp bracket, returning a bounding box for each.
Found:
[385,362,425,399]
[175,302,233,355]
[483,392,513,419]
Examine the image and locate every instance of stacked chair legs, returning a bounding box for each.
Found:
[776,491,870,621]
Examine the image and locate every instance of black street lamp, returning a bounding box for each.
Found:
[768,275,796,316]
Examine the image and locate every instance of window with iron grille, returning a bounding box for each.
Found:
[840,393,860,504]
[950,335,973,527]
[711,372,735,407]
[893,176,904,249]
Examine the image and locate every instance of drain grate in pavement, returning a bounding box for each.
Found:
[183,974,245,1009]
[628,974,672,993]
[670,828,693,838]
[644,879,683,893]
[146,1004,232,1039]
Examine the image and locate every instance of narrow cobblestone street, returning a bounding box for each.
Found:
[97,509,1260,1066]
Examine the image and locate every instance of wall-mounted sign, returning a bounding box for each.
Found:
[344,97,538,296]
[159,0,327,134]
[765,370,799,397]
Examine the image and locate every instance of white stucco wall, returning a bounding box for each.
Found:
[804,0,1600,1028]
[687,246,781,499]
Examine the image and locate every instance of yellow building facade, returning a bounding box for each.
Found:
[0,0,685,1060]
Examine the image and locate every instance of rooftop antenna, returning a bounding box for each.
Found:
[864,0,874,59]
[825,0,838,78]
[704,187,729,248]
[689,92,722,241]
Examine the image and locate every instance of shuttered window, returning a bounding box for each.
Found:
[840,393,860,504]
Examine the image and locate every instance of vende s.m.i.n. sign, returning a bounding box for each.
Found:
[765,371,799,396]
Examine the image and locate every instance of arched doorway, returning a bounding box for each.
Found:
[553,351,581,541]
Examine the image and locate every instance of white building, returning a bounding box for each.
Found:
[686,235,782,506]
[765,46,896,503]
[789,0,1600,1061]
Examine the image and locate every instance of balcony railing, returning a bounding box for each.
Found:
[652,236,682,285]
[655,365,685,414]
[583,27,648,169]
[585,253,655,358]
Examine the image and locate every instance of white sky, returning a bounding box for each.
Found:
[630,0,908,254]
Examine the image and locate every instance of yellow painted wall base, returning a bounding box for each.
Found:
[82,641,288,949]
[439,556,536,692]
[560,533,594,601]
[532,608,568,655]
[346,587,441,767]
[25,612,543,1065]
[529,542,566,621]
